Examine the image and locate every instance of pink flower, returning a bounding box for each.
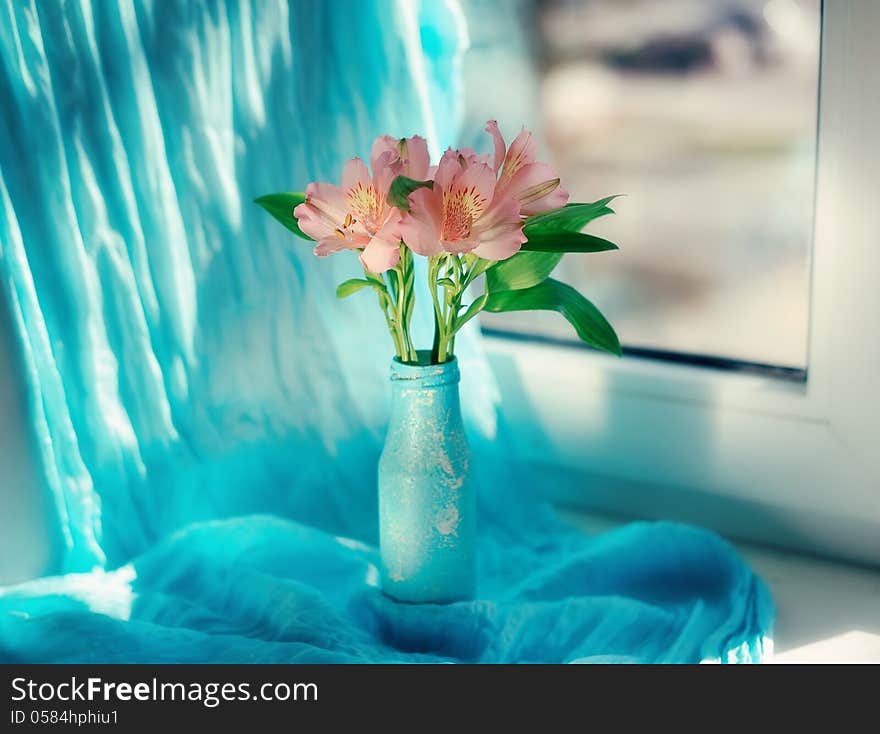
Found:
[399,149,527,261]
[485,120,569,215]
[370,134,431,180]
[293,134,430,273]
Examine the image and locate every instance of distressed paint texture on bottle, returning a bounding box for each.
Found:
[378,356,476,603]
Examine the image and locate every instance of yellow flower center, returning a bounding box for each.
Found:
[347,182,382,233]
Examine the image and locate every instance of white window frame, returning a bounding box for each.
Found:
[485,0,880,566]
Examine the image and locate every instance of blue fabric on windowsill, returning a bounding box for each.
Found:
[0,0,773,664]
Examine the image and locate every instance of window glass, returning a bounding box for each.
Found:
[461,0,821,369]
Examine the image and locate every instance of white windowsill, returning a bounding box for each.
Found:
[562,509,880,664]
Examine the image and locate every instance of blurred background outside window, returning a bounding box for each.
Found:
[459,0,821,371]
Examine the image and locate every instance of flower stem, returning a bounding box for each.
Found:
[386,300,406,360]
[374,247,418,364]
[428,253,491,363]
[395,247,418,363]
[429,255,444,363]
[364,267,404,361]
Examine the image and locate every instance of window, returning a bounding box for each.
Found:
[461,0,821,373]
[467,1,880,565]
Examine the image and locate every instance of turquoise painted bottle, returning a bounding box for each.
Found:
[378,354,476,603]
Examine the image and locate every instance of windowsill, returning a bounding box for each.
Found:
[561,508,880,663]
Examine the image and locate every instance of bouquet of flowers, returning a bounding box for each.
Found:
[256,121,621,364]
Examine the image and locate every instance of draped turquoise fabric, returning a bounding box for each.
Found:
[0,0,773,663]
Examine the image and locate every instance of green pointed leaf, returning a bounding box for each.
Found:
[523,196,621,235]
[484,278,621,356]
[467,257,496,284]
[254,192,313,241]
[387,176,433,211]
[455,291,490,333]
[487,251,563,292]
[364,270,387,289]
[335,278,373,299]
[521,231,619,253]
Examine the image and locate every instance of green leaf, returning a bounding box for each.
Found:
[254,192,313,241]
[487,251,563,292]
[467,258,496,284]
[455,291,490,333]
[521,231,619,253]
[520,196,622,253]
[523,196,621,235]
[364,270,388,290]
[484,278,621,356]
[387,176,433,211]
[335,278,373,299]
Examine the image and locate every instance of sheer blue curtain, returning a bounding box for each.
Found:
[0,0,476,571]
[0,0,773,663]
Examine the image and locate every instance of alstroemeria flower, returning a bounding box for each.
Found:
[485,120,569,215]
[370,134,432,180]
[399,149,527,261]
[293,134,429,273]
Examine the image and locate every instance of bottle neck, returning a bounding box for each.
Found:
[388,355,460,389]
[388,357,462,424]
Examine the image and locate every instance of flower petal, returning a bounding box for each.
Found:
[454,161,497,208]
[398,187,444,256]
[402,135,431,180]
[522,183,569,216]
[304,182,348,221]
[370,134,432,182]
[374,206,404,245]
[471,225,527,261]
[408,185,443,224]
[441,237,478,255]
[472,195,527,261]
[500,127,537,185]
[371,149,397,196]
[433,149,464,192]
[504,161,570,215]
[360,237,401,273]
[485,120,506,172]
[370,135,398,174]
[293,204,333,241]
[294,182,348,240]
[342,157,372,193]
[314,235,355,257]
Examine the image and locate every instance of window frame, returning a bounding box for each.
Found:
[483,0,880,565]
